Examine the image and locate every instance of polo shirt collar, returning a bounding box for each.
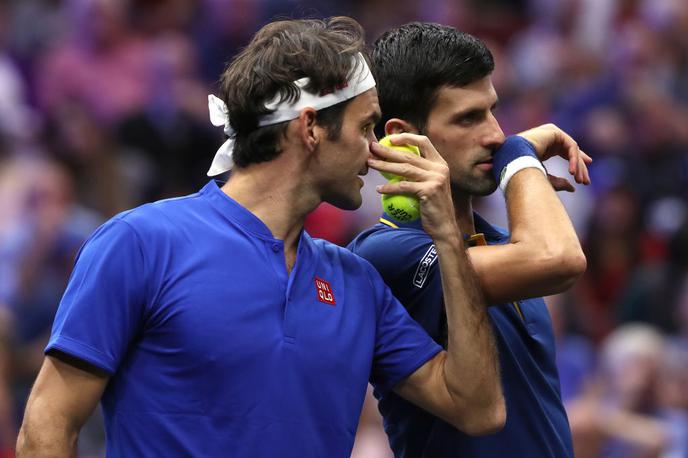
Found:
[380,212,423,231]
[380,211,509,244]
[473,213,509,244]
[202,180,277,239]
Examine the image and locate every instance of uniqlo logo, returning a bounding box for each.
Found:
[315,277,336,305]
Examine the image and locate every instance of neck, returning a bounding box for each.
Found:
[221,158,319,252]
[452,192,476,236]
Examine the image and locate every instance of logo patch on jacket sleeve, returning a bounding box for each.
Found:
[413,245,438,288]
[315,277,336,305]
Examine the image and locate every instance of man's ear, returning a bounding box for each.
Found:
[385,118,419,136]
[297,107,320,152]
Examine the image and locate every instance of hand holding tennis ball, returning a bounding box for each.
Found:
[378,136,422,180]
[378,135,421,222]
[370,133,456,239]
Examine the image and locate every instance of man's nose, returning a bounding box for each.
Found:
[483,112,505,148]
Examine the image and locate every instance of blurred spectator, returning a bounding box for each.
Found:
[547,293,596,403]
[658,338,688,414]
[0,156,102,454]
[619,214,688,332]
[568,324,688,458]
[117,32,218,199]
[0,0,36,146]
[46,101,132,216]
[36,0,153,125]
[577,185,642,342]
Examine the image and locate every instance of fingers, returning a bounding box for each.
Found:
[385,133,445,163]
[564,141,592,182]
[572,154,583,183]
[548,174,575,193]
[579,157,591,185]
[368,156,438,182]
[376,179,424,197]
[376,174,450,206]
[374,144,457,240]
[561,137,591,185]
[570,156,591,185]
[527,123,592,185]
[550,155,590,190]
[369,135,448,176]
[549,127,580,177]
[369,136,451,203]
[555,125,591,185]
[581,150,593,164]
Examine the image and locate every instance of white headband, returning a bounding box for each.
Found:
[207,52,376,176]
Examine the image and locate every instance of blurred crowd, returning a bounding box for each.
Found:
[0,0,687,456]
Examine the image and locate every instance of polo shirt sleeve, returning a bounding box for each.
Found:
[364,261,442,395]
[45,217,149,375]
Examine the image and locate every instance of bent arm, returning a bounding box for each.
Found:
[371,135,504,435]
[469,167,587,304]
[394,231,505,435]
[469,127,589,304]
[16,353,109,457]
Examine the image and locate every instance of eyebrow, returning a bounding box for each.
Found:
[364,110,382,126]
[450,99,500,120]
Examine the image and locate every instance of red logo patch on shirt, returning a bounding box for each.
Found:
[315,277,336,305]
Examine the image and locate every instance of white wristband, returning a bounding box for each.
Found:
[499,156,547,193]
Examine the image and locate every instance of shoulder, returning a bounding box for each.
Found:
[311,236,375,274]
[112,191,206,239]
[350,224,431,255]
[348,225,434,275]
[79,192,209,263]
[310,236,394,293]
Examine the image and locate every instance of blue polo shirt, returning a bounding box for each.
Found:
[348,213,574,457]
[46,181,441,458]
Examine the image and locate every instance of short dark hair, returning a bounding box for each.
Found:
[219,17,366,168]
[371,23,494,134]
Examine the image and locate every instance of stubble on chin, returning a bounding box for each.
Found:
[450,171,498,197]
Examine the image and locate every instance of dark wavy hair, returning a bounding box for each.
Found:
[219,17,366,168]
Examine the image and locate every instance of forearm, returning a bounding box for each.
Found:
[470,242,581,304]
[507,164,581,251]
[469,167,586,304]
[433,232,503,433]
[468,134,587,304]
[17,355,107,457]
[17,406,79,457]
[506,168,586,280]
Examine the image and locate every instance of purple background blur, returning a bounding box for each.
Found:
[1,0,687,456]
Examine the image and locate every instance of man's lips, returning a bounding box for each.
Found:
[476,159,493,171]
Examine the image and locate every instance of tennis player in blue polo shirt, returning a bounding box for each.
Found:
[349,23,590,457]
[17,18,506,457]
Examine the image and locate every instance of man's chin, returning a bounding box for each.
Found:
[473,182,499,197]
[325,194,362,211]
[452,177,498,197]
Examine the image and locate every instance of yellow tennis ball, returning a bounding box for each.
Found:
[378,135,421,181]
[381,178,420,222]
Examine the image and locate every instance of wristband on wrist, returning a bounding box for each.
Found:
[492,136,546,193]
[499,156,547,192]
